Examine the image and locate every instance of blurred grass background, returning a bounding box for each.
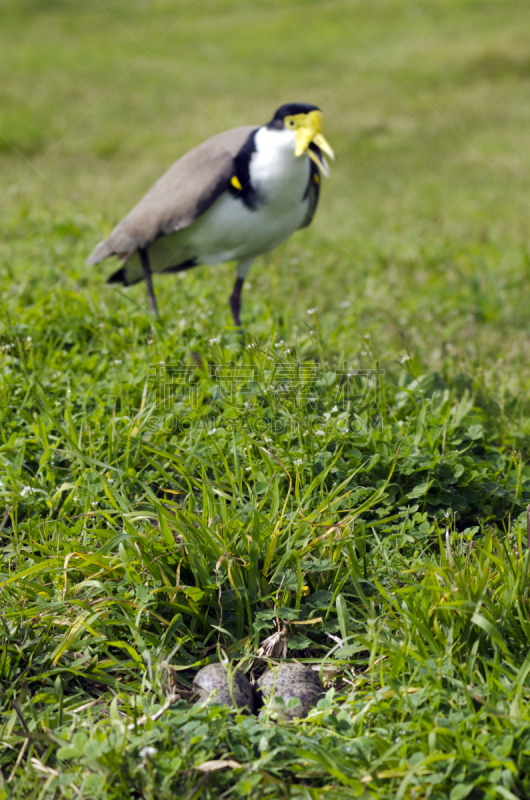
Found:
[2,0,530,381]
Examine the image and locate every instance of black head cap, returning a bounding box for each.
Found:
[268,102,320,128]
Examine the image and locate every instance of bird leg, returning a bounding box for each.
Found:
[229,276,245,346]
[138,247,159,318]
[229,276,244,328]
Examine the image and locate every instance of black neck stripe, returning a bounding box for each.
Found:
[229,129,259,211]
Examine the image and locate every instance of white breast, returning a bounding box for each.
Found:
[250,127,311,208]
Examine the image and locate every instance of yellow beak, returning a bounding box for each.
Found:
[285,109,335,176]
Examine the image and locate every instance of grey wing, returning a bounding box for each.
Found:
[87,125,256,265]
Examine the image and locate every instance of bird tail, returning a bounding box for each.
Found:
[107,254,144,286]
[86,240,113,266]
[107,266,127,284]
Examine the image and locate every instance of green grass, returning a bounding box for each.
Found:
[2,0,530,797]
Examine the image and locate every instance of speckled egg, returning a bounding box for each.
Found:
[192,664,254,712]
[257,662,323,699]
[271,682,323,720]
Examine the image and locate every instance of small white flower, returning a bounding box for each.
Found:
[400,355,410,363]
[113,359,122,365]
[208,428,217,435]
[209,337,220,344]
[159,361,165,366]
[293,458,303,466]
[323,412,331,420]
[331,405,338,413]
[263,436,272,443]
[20,486,33,497]
[139,746,157,759]
[245,466,252,471]
[315,429,325,436]
[307,308,318,315]
[26,336,32,343]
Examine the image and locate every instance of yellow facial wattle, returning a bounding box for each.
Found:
[283,109,335,175]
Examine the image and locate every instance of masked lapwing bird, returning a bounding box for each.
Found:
[86,103,335,325]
